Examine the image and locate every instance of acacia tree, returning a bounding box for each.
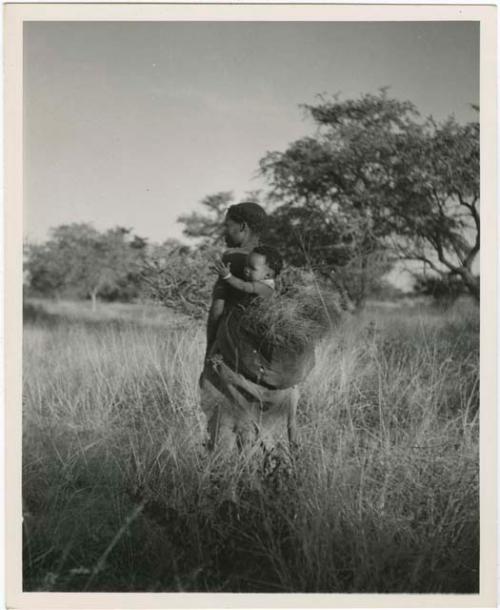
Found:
[24,241,68,298]
[385,117,479,299]
[260,90,480,302]
[265,203,389,308]
[260,91,410,306]
[24,224,147,309]
[178,191,234,243]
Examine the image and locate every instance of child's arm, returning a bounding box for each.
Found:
[224,274,273,296]
[213,258,273,297]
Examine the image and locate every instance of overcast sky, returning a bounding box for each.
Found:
[24,21,479,245]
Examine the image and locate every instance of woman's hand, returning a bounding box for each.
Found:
[213,256,231,279]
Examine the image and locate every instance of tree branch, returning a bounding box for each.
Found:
[463,225,480,271]
[456,192,480,232]
[399,253,446,276]
[454,192,480,270]
[425,230,460,274]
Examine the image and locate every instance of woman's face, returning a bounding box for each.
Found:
[223,216,245,247]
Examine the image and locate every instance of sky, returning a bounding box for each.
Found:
[24,21,479,246]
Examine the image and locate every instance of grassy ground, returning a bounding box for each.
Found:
[22,297,479,592]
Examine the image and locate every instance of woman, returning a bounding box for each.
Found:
[199,202,313,459]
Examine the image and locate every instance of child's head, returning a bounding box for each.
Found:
[244,246,283,282]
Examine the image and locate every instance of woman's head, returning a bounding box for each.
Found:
[224,201,267,247]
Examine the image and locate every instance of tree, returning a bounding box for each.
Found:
[260,91,409,307]
[260,90,479,302]
[178,192,234,242]
[264,202,391,309]
[24,241,68,298]
[385,117,479,300]
[24,223,148,309]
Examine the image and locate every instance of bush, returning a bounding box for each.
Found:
[414,274,468,304]
[140,243,219,319]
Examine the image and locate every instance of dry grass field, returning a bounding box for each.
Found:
[22,297,479,592]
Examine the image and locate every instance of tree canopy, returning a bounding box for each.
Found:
[24,223,148,309]
[260,90,479,302]
[178,192,234,243]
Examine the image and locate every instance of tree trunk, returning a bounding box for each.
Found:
[461,271,480,302]
[90,290,98,312]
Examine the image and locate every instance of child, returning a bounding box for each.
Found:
[213,245,283,301]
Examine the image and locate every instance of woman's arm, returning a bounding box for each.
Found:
[202,273,228,363]
[205,297,225,359]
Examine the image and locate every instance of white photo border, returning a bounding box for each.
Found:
[5,4,497,608]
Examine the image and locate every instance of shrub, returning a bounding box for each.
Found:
[414,274,469,304]
[140,243,218,319]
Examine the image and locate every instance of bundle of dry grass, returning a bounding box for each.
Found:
[241,268,343,353]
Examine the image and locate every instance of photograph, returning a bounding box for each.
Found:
[5,3,496,605]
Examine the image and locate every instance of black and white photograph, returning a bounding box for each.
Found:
[7,3,496,603]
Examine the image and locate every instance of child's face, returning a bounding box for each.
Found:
[244,252,272,282]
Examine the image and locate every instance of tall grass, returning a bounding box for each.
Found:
[22,299,479,592]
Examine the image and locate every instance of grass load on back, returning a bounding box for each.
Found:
[241,266,344,354]
[213,251,347,388]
